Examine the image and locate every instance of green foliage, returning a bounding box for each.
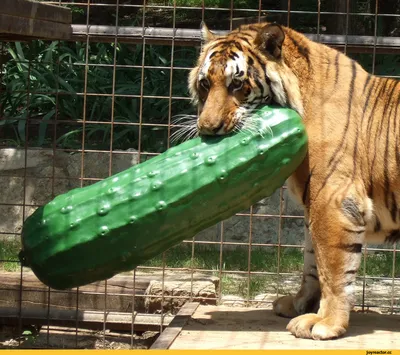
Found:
[1,1,399,152]
[0,238,20,272]
[0,40,197,152]
[172,0,257,7]
[143,244,400,278]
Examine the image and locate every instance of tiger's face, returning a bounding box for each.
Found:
[189,22,287,136]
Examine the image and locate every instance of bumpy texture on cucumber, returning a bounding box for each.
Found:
[20,106,307,290]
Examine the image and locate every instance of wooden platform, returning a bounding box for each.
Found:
[152,303,400,349]
[0,0,71,41]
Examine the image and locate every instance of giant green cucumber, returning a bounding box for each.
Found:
[20,106,307,290]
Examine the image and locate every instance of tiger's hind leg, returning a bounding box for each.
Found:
[273,220,321,318]
[286,191,369,340]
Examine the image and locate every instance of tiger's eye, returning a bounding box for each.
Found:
[232,78,243,90]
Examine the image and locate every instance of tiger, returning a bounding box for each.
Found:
[188,21,400,340]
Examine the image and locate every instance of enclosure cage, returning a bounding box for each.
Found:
[0,0,399,349]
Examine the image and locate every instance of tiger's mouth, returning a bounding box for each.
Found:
[196,121,225,136]
[197,104,260,137]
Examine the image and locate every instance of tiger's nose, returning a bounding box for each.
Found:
[198,121,225,136]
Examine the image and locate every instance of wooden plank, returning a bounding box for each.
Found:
[0,271,217,314]
[0,271,150,292]
[0,13,71,40]
[0,307,173,332]
[150,302,199,349]
[0,0,71,24]
[0,13,71,41]
[169,306,400,349]
[0,271,149,313]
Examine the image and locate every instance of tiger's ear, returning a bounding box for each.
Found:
[200,21,216,44]
[254,23,285,58]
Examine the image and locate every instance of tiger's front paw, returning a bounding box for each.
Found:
[287,314,347,340]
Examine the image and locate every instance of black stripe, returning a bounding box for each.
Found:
[287,33,310,66]
[385,230,400,244]
[348,61,358,179]
[334,51,340,86]
[264,73,271,86]
[229,52,239,60]
[208,41,224,51]
[366,79,384,137]
[209,50,221,59]
[383,81,398,209]
[238,36,251,46]
[338,243,363,253]
[366,79,388,145]
[367,185,373,199]
[367,79,390,192]
[328,60,357,167]
[246,63,267,98]
[396,133,400,168]
[391,192,398,223]
[318,150,344,195]
[374,218,381,233]
[363,73,373,94]
[325,54,331,79]
[247,56,254,66]
[254,77,265,96]
[234,42,243,52]
[306,248,314,254]
[362,77,377,117]
[352,130,360,182]
[345,270,358,274]
[302,171,312,205]
[394,95,400,167]
[247,47,266,66]
[361,77,377,178]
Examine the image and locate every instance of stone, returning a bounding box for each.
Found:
[0,148,139,235]
[144,280,216,314]
[253,293,278,308]
[219,295,246,307]
[194,187,305,246]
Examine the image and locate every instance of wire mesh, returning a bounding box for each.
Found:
[0,0,399,349]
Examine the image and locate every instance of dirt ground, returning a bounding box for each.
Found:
[0,325,159,349]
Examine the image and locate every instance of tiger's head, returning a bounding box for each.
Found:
[189,22,303,136]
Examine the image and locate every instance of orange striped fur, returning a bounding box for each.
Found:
[189,22,400,340]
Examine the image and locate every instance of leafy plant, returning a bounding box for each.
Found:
[0,40,197,152]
